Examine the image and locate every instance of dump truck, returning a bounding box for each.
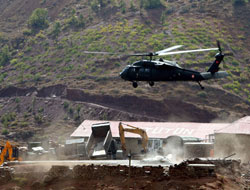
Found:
[86,122,115,159]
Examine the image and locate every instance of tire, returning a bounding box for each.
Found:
[149,81,154,86]
[132,82,138,88]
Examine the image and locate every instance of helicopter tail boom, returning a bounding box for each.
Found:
[200,71,229,80]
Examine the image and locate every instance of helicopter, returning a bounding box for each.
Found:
[84,41,231,89]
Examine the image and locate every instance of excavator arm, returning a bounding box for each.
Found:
[119,122,148,154]
[0,141,19,166]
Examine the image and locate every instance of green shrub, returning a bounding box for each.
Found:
[144,0,162,9]
[65,14,85,28]
[28,8,49,30]
[23,29,33,36]
[15,98,20,103]
[0,45,11,66]
[19,122,29,128]
[68,107,74,115]
[63,101,69,109]
[34,114,43,124]
[233,0,248,6]
[197,91,207,98]
[50,21,61,38]
[1,128,9,135]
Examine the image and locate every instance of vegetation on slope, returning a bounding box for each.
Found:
[0,0,250,142]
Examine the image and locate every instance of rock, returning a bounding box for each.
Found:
[42,174,54,184]
[31,180,41,190]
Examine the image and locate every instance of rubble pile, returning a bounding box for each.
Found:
[73,164,167,180]
[0,161,249,190]
[43,165,72,184]
[188,158,242,176]
[241,162,250,186]
[0,167,13,185]
[169,162,215,178]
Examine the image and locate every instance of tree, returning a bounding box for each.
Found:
[28,8,49,30]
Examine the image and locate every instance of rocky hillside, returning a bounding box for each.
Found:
[0,0,249,142]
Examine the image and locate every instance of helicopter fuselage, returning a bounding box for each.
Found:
[119,59,228,89]
[120,60,204,82]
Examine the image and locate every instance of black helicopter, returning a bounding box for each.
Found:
[84,41,231,89]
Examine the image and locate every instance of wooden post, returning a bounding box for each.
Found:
[128,150,131,178]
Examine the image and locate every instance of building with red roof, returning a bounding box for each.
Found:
[70,117,250,161]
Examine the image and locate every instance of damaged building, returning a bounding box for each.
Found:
[214,116,250,162]
[69,116,250,161]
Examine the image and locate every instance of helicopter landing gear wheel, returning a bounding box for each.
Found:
[132,82,138,88]
[149,81,154,87]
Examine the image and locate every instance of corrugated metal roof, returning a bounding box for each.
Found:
[215,116,250,135]
[70,120,230,140]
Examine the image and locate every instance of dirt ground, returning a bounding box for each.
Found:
[0,159,249,190]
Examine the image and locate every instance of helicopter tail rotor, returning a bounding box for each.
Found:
[207,41,233,73]
[217,40,222,54]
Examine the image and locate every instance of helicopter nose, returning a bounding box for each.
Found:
[120,67,128,80]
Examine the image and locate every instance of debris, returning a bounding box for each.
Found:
[0,167,13,185]
[223,153,236,159]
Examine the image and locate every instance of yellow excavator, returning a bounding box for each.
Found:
[118,122,148,155]
[0,140,21,165]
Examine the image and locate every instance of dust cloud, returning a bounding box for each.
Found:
[214,133,250,163]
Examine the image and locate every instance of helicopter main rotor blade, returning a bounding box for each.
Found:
[83,51,120,55]
[83,51,149,57]
[158,48,218,56]
[155,45,183,54]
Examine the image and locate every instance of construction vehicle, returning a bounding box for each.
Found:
[118,122,148,157]
[86,122,113,159]
[0,140,21,165]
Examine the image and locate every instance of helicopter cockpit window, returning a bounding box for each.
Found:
[133,61,144,66]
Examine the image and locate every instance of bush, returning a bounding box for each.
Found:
[144,0,162,9]
[63,101,69,109]
[0,45,11,66]
[65,14,85,28]
[28,8,49,30]
[50,21,61,38]
[34,114,43,124]
[23,29,33,36]
[233,0,248,5]
[1,129,9,135]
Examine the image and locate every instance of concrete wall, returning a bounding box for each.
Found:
[214,133,250,162]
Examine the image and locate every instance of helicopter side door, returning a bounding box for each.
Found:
[138,67,152,81]
[152,64,176,81]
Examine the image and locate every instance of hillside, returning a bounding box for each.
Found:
[0,0,249,142]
